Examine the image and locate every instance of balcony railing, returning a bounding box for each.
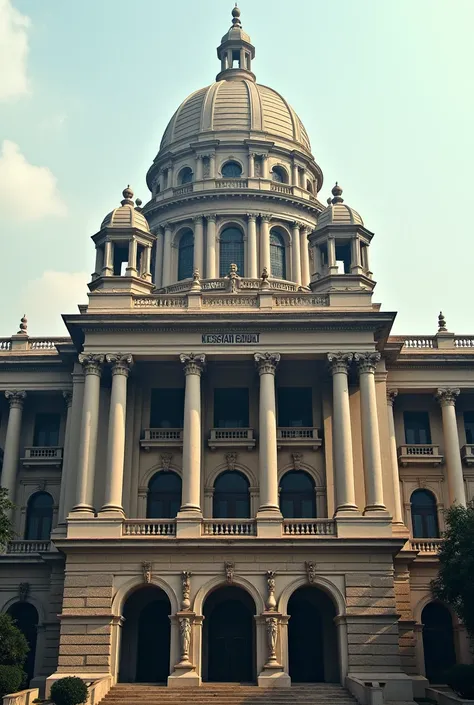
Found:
[208,428,256,451]
[277,427,322,450]
[140,429,183,450]
[22,446,63,467]
[410,538,443,554]
[461,444,474,466]
[6,540,51,554]
[398,444,443,466]
[202,519,256,536]
[122,520,176,536]
[282,519,336,536]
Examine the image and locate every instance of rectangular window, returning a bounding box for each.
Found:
[150,389,184,428]
[33,413,60,447]
[277,387,313,427]
[464,411,474,444]
[214,388,249,428]
[404,411,432,445]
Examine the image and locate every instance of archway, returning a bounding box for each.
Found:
[7,602,39,685]
[203,585,256,683]
[119,585,171,683]
[288,586,338,683]
[422,602,456,682]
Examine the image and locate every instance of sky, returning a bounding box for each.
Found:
[0,0,473,337]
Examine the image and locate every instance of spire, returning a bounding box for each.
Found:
[216,5,256,82]
[330,182,344,204]
[121,185,134,206]
[232,4,242,28]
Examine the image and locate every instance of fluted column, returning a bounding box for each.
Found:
[195,155,203,181]
[2,391,26,507]
[261,154,269,180]
[101,354,133,514]
[162,224,173,287]
[248,152,255,178]
[247,213,258,278]
[386,389,404,524]
[209,153,216,179]
[436,388,466,506]
[291,222,302,285]
[58,391,73,523]
[193,216,204,276]
[180,354,205,513]
[206,215,217,278]
[355,352,387,513]
[255,353,281,513]
[327,353,358,514]
[300,227,310,285]
[72,354,104,514]
[292,163,299,187]
[260,215,272,275]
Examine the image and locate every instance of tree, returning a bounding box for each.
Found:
[0,487,14,550]
[0,613,29,666]
[432,501,474,639]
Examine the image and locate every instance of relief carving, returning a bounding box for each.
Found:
[225,561,235,584]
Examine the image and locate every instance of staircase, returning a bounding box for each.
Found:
[103,683,358,705]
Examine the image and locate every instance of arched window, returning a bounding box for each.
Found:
[25,492,53,540]
[221,161,242,178]
[411,489,439,538]
[306,180,313,193]
[219,227,244,276]
[422,602,456,682]
[213,471,250,518]
[147,471,182,519]
[271,166,288,183]
[270,230,286,279]
[177,230,194,280]
[280,471,316,518]
[178,167,193,185]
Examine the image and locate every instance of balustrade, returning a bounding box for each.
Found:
[409,538,443,553]
[22,446,63,467]
[282,519,336,536]
[202,519,256,536]
[461,444,474,465]
[276,427,322,450]
[141,428,183,450]
[208,428,256,450]
[122,520,176,536]
[6,540,51,553]
[398,444,443,466]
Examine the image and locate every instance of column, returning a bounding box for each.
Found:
[260,214,272,275]
[291,222,302,285]
[327,353,358,513]
[193,216,204,276]
[142,245,152,282]
[58,391,73,523]
[61,366,85,522]
[436,388,466,506]
[247,213,258,278]
[195,155,203,181]
[354,352,387,513]
[254,353,281,513]
[328,236,338,274]
[209,153,216,179]
[261,154,269,179]
[248,152,255,178]
[162,223,173,287]
[205,215,217,278]
[292,162,299,187]
[2,391,26,507]
[179,353,205,513]
[71,354,104,513]
[386,389,404,524]
[351,235,363,274]
[154,230,164,289]
[300,227,310,286]
[102,241,113,276]
[125,238,137,277]
[159,169,165,192]
[100,354,133,514]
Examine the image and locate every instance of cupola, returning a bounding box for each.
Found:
[216,5,256,82]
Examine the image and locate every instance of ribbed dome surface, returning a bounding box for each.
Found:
[316,203,364,229]
[101,203,150,232]
[159,79,311,153]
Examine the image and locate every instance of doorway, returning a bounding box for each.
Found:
[288,586,338,683]
[422,602,456,682]
[203,586,256,683]
[7,602,39,685]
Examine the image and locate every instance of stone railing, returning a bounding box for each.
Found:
[454,337,474,347]
[6,540,51,554]
[270,183,293,195]
[461,444,474,465]
[0,339,12,350]
[0,337,69,352]
[133,296,187,308]
[403,337,434,348]
[398,444,443,466]
[173,184,193,197]
[2,688,39,705]
[390,335,474,349]
[282,519,336,536]
[208,428,256,450]
[140,429,183,450]
[202,519,256,536]
[410,538,443,553]
[22,446,63,467]
[277,427,322,450]
[274,294,329,307]
[122,520,176,536]
[216,178,248,189]
[202,295,258,307]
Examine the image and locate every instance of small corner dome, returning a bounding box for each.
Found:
[101,186,150,232]
[315,183,364,230]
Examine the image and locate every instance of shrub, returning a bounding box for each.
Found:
[0,613,29,666]
[0,665,25,698]
[446,664,474,700]
[50,677,88,705]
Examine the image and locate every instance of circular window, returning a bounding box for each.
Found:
[272,166,288,183]
[221,161,243,178]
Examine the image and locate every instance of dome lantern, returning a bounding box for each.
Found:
[216,5,256,82]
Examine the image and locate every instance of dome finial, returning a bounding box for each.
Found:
[121,185,134,206]
[17,313,27,336]
[232,4,242,27]
[438,311,447,332]
[331,182,344,204]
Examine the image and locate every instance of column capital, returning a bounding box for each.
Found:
[106,353,133,377]
[180,353,206,376]
[260,213,273,223]
[387,388,398,406]
[327,352,353,375]
[246,212,258,222]
[5,390,26,409]
[193,215,203,224]
[254,352,281,376]
[436,387,460,407]
[63,391,73,409]
[78,353,104,376]
[205,214,217,223]
[354,351,381,375]
[291,220,303,230]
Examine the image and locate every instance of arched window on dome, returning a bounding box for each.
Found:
[178,167,193,185]
[25,491,54,540]
[411,489,439,538]
[280,471,316,519]
[177,230,194,281]
[271,166,288,184]
[306,179,313,193]
[219,227,244,276]
[213,471,250,519]
[221,161,243,178]
[147,471,182,519]
[270,229,286,279]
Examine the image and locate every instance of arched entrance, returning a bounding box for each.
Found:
[119,585,171,683]
[7,602,39,685]
[203,586,256,683]
[422,602,456,682]
[288,586,338,683]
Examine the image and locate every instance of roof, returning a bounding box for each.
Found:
[101,187,150,232]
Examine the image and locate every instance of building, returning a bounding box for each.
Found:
[0,6,473,702]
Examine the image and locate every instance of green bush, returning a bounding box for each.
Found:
[0,613,29,666]
[0,665,25,698]
[50,677,88,705]
[446,664,474,700]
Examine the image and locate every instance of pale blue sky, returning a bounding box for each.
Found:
[0,0,473,336]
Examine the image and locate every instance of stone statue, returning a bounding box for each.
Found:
[179,617,192,663]
[266,617,278,664]
[181,571,191,610]
[266,570,277,611]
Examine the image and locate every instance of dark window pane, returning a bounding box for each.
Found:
[213,471,250,518]
[179,167,193,184]
[147,472,182,519]
[33,413,60,447]
[270,230,286,279]
[214,388,249,428]
[464,411,474,444]
[25,492,53,540]
[411,489,439,538]
[219,228,244,276]
[178,231,194,280]
[150,389,184,428]
[277,388,312,427]
[404,411,432,444]
[221,162,242,178]
[280,471,316,519]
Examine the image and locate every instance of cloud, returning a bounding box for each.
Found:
[0,140,67,221]
[0,0,30,101]
[19,271,89,335]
